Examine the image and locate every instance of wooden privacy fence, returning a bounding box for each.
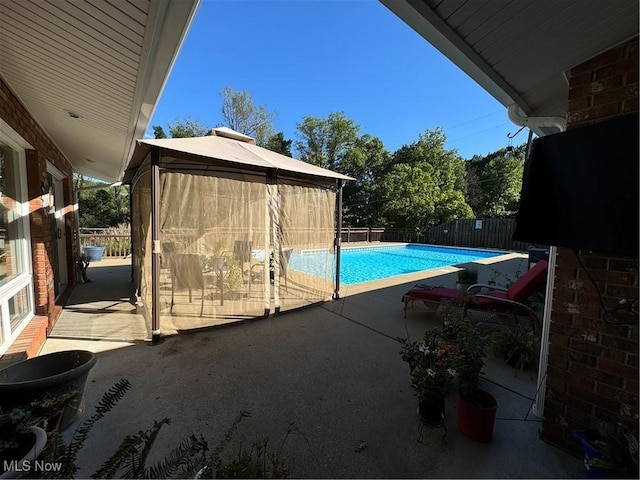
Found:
[421,218,532,251]
[79,219,534,257]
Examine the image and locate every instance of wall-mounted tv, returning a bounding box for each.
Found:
[513,113,638,258]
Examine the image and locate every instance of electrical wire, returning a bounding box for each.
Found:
[573,249,639,325]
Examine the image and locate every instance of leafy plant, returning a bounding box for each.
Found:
[197,411,292,479]
[399,328,458,403]
[223,255,244,292]
[103,223,131,257]
[457,267,478,285]
[442,311,489,404]
[39,378,207,479]
[3,380,295,479]
[1,390,79,474]
[490,327,540,372]
[589,426,639,479]
[90,418,207,479]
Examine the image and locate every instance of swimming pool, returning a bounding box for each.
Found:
[288,244,502,285]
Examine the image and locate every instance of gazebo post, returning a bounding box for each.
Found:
[334,181,343,300]
[150,147,161,344]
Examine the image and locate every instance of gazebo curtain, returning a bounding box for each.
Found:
[131,154,337,335]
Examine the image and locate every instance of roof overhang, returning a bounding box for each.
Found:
[380,0,639,135]
[0,0,200,183]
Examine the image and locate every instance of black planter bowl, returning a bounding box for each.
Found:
[0,350,97,431]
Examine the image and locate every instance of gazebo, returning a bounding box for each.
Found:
[124,128,352,342]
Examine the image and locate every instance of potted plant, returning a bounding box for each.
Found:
[0,408,47,478]
[399,328,458,426]
[83,245,105,262]
[445,313,497,442]
[573,426,639,479]
[456,267,478,293]
[490,327,540,372]
[0,350,97,431]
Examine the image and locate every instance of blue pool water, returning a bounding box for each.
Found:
[288,244,501,285]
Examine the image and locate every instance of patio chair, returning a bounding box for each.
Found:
[169,254,205,316]
[402,260,549,334]
[279,247,293,292]
[247,247,294,296]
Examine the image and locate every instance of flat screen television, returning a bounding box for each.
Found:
[513,113,638,257]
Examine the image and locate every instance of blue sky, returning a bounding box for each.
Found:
[148,0,520,160]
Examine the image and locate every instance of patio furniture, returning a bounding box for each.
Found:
[402,260,549,334]
[169,254,206,316]
[202,256,228,306]
[248,247,294,296]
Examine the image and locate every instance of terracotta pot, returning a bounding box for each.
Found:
[457,389,497,442]
[418,396,445,427]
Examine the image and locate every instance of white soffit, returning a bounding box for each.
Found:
[380,0,639,122]
[0,0,200,183]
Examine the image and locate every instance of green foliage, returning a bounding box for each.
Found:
[340,134,391,227]
[441,310,489,403]
[264,132,292,157]
[37,379,208,479]
[380,128,473,231]
[221,86,276,147]
[198,411,292,479]
[222,255,244,292]
[103,224,132,256]
[90,419,207,479]
[1,390,79,470]
[457,267,478,285]
[399,329,458,403]
[589,426,639,479]
[294,111,360,170]
[45,378,133,478]
[490,327,540,371]
[465,146,525,218]
[167,115,208,138]
[4,379,295,479]
[76,176,130,228]
[152,126,167,139]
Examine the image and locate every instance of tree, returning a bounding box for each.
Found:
[153,125,167,139]
[465,145,526,217]
[294,112,360,171]
[380,162,438,232]
[340,134,392,226]
[167,115,208,138]
[380,128,473,230]
[264,132,292,157]
[76,176,130,228]
[220,86,276,146]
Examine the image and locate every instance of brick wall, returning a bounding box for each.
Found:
[541,37,639,453]
[0,75,76,336]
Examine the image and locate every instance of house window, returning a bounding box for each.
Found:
[0,142,34,355]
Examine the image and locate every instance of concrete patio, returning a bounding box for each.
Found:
[40,253,583,478]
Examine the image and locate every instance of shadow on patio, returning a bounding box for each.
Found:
[41,255,583,478]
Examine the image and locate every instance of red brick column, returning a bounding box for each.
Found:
[541,37,638,453]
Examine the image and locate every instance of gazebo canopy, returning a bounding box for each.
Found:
[124,129,353,184]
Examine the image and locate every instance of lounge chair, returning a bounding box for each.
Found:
[402,260,549,334]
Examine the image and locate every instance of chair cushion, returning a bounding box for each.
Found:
[404,286,462,303]
[507,260,548,302]
[468,291,510,311]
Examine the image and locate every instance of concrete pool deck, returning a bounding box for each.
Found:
[38,250,582,478]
